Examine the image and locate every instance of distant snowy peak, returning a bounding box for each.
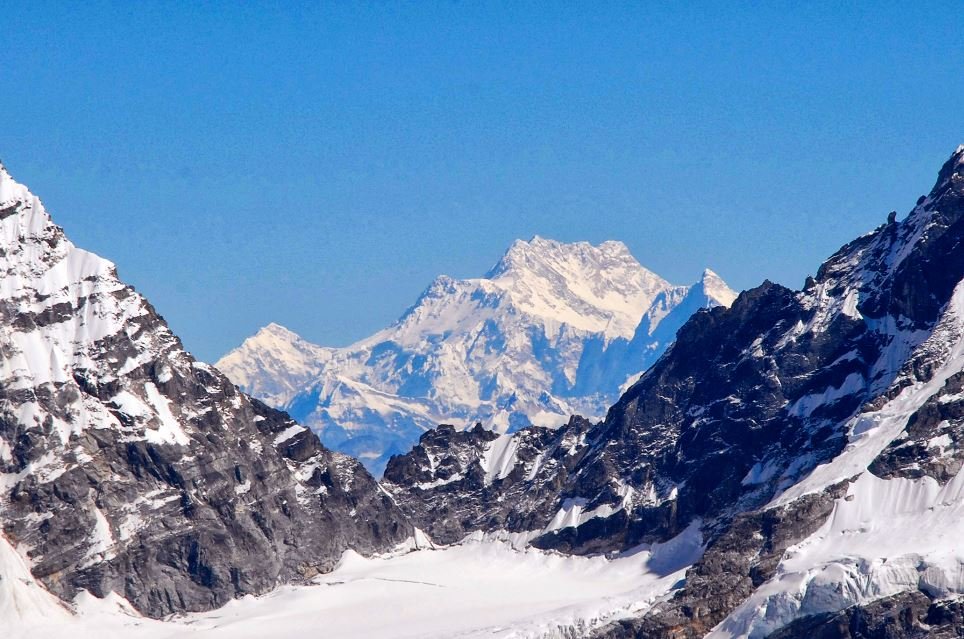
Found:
[220,235,736,473]
[699,268,739,307]
[216,322,334,406]
[385,274,505,345]
[485,236,642,280]
[634,268,737,340]
[482,236,672,339]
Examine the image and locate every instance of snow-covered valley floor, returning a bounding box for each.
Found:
[9,537,697,639]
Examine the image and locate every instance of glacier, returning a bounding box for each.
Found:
[6,531,703,639]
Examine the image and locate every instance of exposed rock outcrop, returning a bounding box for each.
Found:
[0,164,412,618]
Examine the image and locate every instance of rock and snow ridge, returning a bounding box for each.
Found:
[382,146,964,638]
[0,162,411,619]
[217,236,736,474]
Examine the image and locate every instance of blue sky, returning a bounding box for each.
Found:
[2,3,963,362]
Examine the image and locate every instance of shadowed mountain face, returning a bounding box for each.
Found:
[383,146,964,637]
[0,164,412,618]
[218,238,735,474]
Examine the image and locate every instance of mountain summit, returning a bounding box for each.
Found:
[482,236,673,338]
[214,322,334,407]
[10,146,964,637]
[218,238,736,473]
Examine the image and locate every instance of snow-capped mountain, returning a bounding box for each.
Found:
[0,162,410,618]
[218,237,736,473]
[215,323,334,407]
[383,146,964,637]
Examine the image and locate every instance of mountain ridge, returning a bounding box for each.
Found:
[6,147,964,637]
[217,237,736,473]
[382,145,964,637]
[0,163,411,618]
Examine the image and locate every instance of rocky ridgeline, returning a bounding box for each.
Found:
[384,146,964,637]
[0,164,411,618]
[5,145,964,637]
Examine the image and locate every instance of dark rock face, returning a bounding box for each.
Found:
[382,419,596,546]
[0,166,412,618]
[384,266,913,556]
[592,485,846,639]
[384,147,964,635]
[768,591,964,639]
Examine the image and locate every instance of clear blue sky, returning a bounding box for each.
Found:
[2,3,963,362]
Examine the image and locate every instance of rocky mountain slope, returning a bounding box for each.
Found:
[218,238,735,473]
[0,163,412,619]
[383,145,964,637]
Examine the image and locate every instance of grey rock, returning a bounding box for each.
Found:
[591,485,846,638]
[768,591,964,639]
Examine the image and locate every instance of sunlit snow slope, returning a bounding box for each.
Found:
[8,532,703,639]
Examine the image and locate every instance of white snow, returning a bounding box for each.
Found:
[787,372,866,419]
[485,236,672,338]
[543,498,621,532]
[143,383,190,446]
[79,508,116,569]
[272,424,306,445]
[927,432,954,452]
[0,165,196,455]
[415,473,464,490]
[214,323,334,407]
[700,268,739,308]
[773,279,964,506]
[741,459,781,486]
[481,433,521,484]
[0,535,71,627]
[6,536,701,639]
[117,513,145,542]
[712,469,964,638]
